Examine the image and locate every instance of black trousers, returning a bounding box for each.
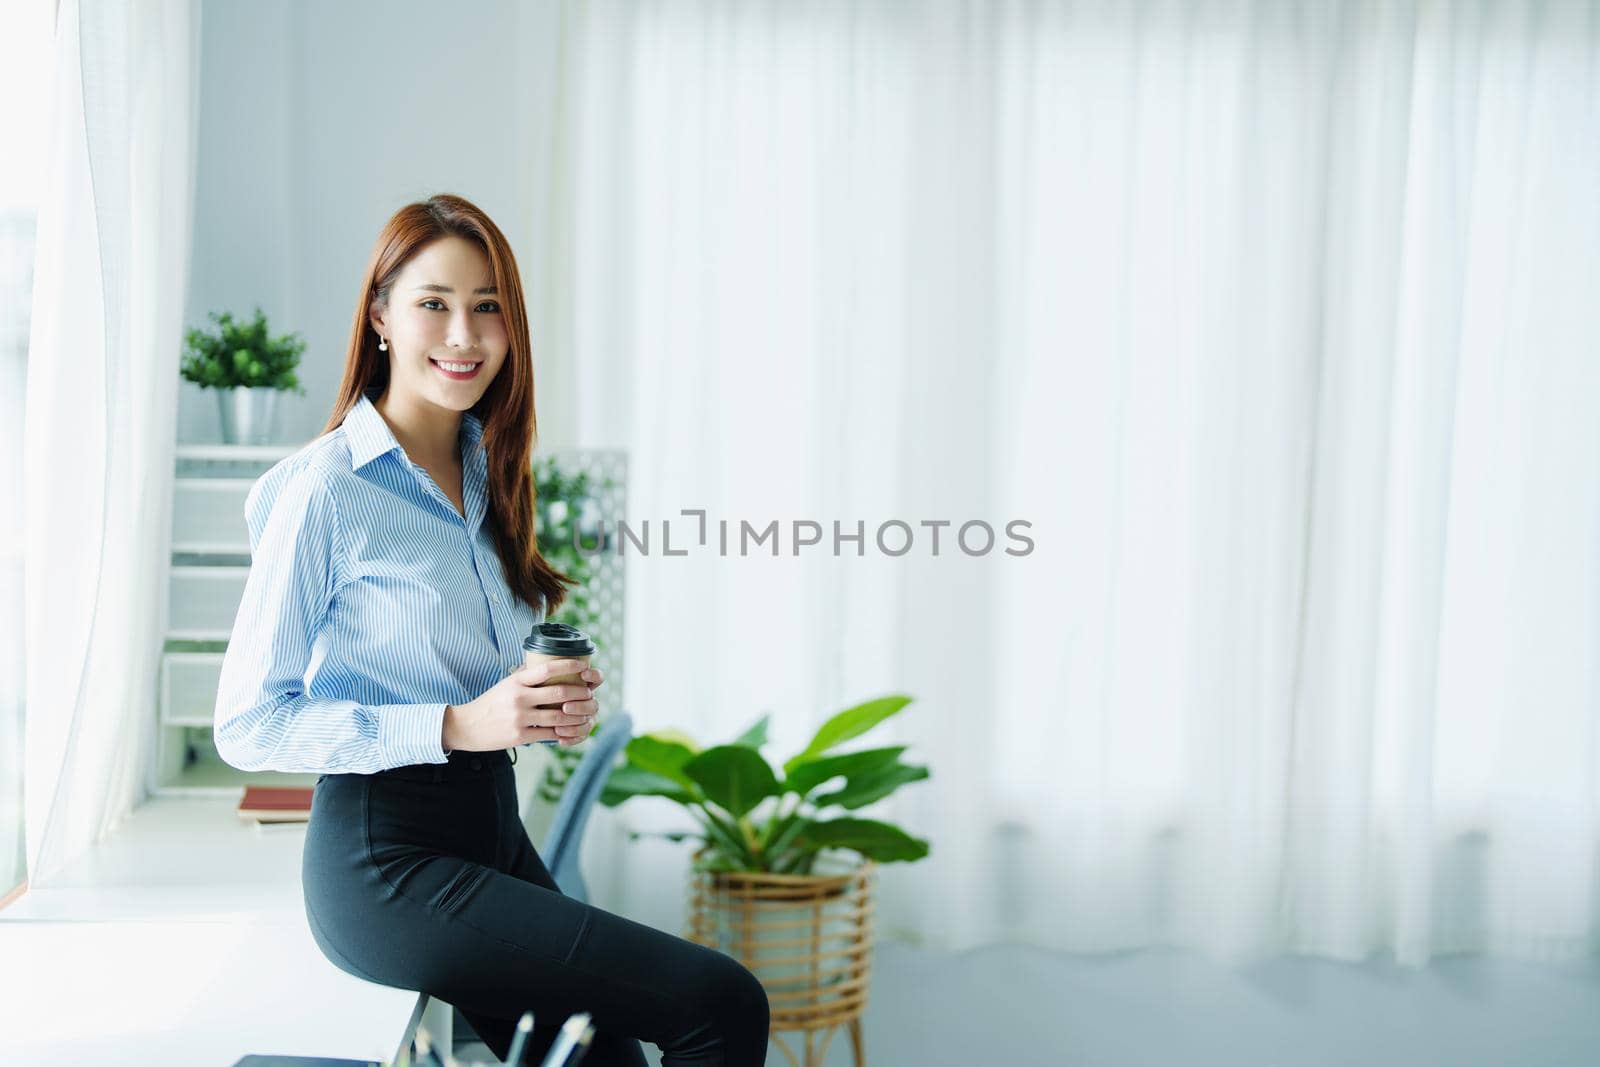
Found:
[302,747,771,1066]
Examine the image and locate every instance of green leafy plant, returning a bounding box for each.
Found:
[180,306,307,393]
[532,459,618,804]
[534,459,613,628]
[600,694,932,874]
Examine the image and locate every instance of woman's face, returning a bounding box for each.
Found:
[370,235,509,413]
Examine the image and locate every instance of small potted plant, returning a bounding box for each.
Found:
[180,306,307,443]
[600,694,930,1066]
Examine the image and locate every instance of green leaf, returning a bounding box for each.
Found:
[691,851,745,874]
[625,735,699,791]
[682,745,782,819]
[625,830,695,844]
[599,764,694,807]
[785,695,912,774]
[794,817,930,863]
[765,811,811,857]
[784,745,906,798]
[692,807,755,866]
[730,713,770,750]
[813,761,929,810]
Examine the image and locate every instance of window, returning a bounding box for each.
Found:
[0,0,55,908]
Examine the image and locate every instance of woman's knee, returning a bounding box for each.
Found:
[716,956,769,1030]
[665,952,770,1058]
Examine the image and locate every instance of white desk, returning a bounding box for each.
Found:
[0,796,426,1065]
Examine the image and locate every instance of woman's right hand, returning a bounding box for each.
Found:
[442,658,597,753]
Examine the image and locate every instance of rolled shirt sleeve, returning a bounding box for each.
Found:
[213,461,450,774]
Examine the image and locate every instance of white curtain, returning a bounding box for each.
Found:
[528,0,1600,967]
[22,0,201,886]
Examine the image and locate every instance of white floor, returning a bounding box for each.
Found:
[712,939,1600,1067]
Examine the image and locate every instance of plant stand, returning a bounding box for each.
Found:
[684,852,876,1067]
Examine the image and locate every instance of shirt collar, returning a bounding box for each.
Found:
[344,389,485,472]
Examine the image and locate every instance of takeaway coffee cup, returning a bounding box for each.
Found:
[522,622,597,746]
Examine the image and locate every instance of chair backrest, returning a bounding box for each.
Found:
[538,711,634,902]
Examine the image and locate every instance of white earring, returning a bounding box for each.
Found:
[378,336,388,351]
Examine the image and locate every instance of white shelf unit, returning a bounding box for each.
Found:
[152,442,317,797]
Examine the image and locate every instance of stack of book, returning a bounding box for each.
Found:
[237,785,313,825]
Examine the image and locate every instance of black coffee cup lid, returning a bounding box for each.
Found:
[522,621,595,657]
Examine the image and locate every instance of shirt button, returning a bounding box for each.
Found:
[469,757,483,772]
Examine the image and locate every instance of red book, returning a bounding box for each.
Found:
[237,785,313,824]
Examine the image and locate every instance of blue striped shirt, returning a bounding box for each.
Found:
[214,388,544,774]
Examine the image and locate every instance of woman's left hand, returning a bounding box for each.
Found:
[558,665,605,747]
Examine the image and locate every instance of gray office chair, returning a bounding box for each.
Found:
[538,709,634,902]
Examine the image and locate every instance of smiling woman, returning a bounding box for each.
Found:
[211,193,773,1066]
[325,198,564,616]
[367,237,511,464]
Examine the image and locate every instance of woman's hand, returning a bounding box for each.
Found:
[443,658,601,752]
[561,665,606,748]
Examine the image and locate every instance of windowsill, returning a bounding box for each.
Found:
[0,793,307,921]
[0,793,422,1063]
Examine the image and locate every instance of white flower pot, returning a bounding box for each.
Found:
[217,386,281,444]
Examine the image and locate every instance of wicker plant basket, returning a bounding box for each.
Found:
[684,848,877,1067]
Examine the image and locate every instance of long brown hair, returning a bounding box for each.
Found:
[321,193,571,617]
